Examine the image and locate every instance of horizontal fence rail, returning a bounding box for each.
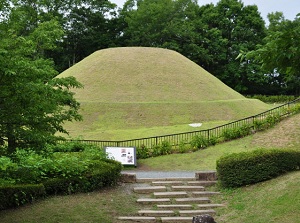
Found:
[60,97,300,149]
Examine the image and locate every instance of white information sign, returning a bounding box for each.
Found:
[105,147,137,166]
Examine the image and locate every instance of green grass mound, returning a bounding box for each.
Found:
[57,47,271,140]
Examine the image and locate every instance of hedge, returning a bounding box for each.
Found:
[0,184,46,210]
[43,159,122,195]
[216,149,300,188]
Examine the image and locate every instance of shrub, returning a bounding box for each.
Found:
[43,159,122,195]
[190,135,208,151]
[136,144,151,159]
[0,184,46,210]
[246,95,296,103]
[159,141,172,155]
[216,149,300,188]
[222,124,252,141]
[253,114,281,132]
[178,140,190,153]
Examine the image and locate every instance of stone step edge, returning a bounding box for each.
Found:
[117,216,194,222]
[153,191,188,198]
[138,209,216,215]
[157,203,225,209]
[136,177,196,183]
[134,186,167,193]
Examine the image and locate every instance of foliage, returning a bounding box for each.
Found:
[0,16,83,154]
[0,184,46,210]
[136,144,151,159]
[190,135,208,151]
[241,13,300,95]
[43,159,122,195]
[152,141,172,157]
[178,140,190,153]
[246,95,297,103]
[253,114,281,131]
[221,124,252,141]
[216,149,300,188]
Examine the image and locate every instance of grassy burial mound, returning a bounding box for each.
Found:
[57,47,271,140]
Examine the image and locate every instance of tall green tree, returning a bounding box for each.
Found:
[199,0,267,93]
[242,13,300,95]
[123,0,207,60]
[0,11,82,154]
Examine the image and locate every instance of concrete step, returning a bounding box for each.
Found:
[138,210,174,217]
[161,216,193,222]
[157,204,224,210]
[175,197,211,204]
[152,181,185,186]
[137,198,171,204]
[118,216,156,222]
[136,177,195,183]
[179,209,216,216]
[134,186,167,194]
[171,185,205,191]
[187,181,217,186]
[154,191,188,198]
[197,204,226,209]
[156,204,193,210]
[192,191,221,197]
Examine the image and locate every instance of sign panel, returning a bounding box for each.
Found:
[105,147,137,166]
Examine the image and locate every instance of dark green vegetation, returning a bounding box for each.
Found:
[58,47,272,140]
[0,10,82,154]
[0,144,122,210]
[217,149,300,188]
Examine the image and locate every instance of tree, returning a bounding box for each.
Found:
[0,14,82,154]
[123,0,204,57]
[242,13,300,95]
[198,0,267,93]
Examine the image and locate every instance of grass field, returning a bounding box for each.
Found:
[1,114,299,223]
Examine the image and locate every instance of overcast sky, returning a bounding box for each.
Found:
[110,0,300,22]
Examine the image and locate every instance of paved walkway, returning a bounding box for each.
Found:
[121,171,197,178]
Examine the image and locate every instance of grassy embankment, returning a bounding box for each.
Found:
[57,47,271,140]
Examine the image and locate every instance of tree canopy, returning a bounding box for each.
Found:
[0,3,82,154]
[242,13,300,95]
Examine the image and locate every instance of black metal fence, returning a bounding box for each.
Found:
[61,98,300,149]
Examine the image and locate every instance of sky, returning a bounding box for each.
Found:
[110,0,300,22]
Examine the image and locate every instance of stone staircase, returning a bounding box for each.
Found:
[118,172,224,223]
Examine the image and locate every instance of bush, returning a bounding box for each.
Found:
[190,135,208,151]
[43,159,122,195]
[178,140,190,153]
[0,184,46,210]
[216,149,300,188]
[136,144,151,159]
[222,124,252,141]
[246,95,297,103]
[253,114,281,132]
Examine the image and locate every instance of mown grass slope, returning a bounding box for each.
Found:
[58,47,271,140]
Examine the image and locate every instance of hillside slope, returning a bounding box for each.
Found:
[57,47,271,140]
